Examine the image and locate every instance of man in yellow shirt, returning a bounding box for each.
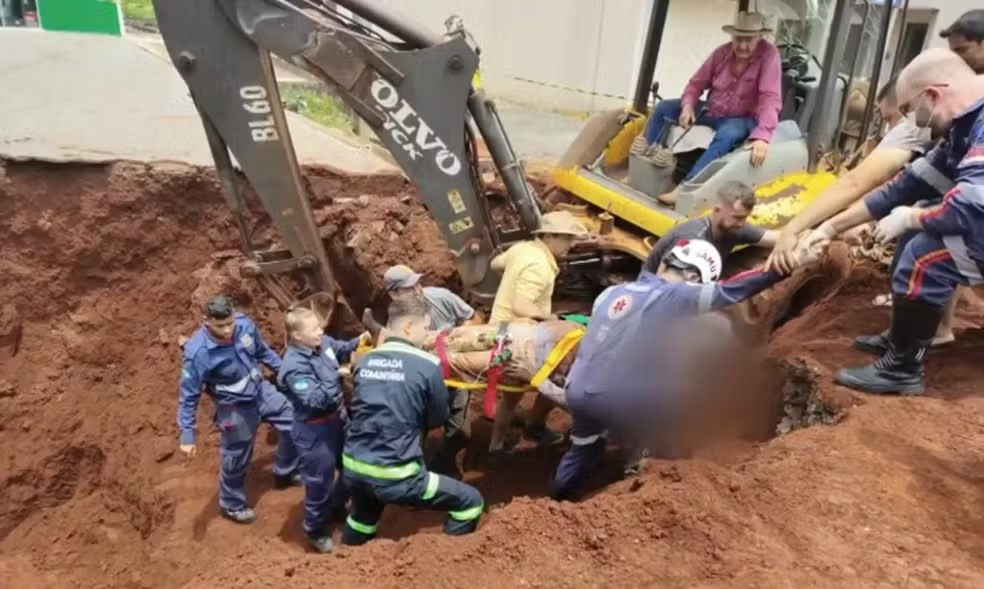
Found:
[487,211,587,455]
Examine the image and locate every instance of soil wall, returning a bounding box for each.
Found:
[2,161,984,588]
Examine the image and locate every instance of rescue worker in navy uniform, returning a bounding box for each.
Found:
[278,307,368,553]
[177,296,300,523]
[799,48,984,395]
[552,238,825,500]
[383,264,478,478]
[341,296,485,544]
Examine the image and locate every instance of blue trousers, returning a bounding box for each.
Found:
[292,416,349,535]
[644,98,756,182]
[214,383,299,512]
[552,388,677,500]
[552,397,609,501]
[341,468,484,544]
[891,231,984,307]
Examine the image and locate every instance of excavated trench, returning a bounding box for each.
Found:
[0,159,867,587]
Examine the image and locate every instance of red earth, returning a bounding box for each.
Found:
[1,160,984,588]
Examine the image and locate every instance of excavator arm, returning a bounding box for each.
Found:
[151,0,542,319]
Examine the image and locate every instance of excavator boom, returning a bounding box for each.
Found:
[152,0,542,319]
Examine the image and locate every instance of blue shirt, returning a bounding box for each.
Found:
[177,313,281,445]
[278,335,360,422]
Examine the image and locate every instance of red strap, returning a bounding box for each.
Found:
[435,331,452,379]
[484,366,501,418]
[483,344,505,419]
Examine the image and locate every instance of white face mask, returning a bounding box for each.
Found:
[908,120,933,143]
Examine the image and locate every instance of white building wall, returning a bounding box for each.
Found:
[369,0,650,112]
[918,0,976,47]
[366,0,935,113]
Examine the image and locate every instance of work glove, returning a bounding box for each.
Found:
[873,206,918,244]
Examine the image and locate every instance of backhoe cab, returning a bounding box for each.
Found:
[552,0,897,247]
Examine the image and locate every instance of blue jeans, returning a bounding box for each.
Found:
[644,98,756,182]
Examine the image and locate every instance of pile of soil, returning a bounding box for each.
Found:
[2,160,984,588]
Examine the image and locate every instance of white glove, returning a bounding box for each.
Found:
[873,206,917,244]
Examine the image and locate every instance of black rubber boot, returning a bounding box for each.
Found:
[853,329,890,355]
[836,296,944,395]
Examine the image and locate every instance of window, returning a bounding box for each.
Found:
[896,22,929,71]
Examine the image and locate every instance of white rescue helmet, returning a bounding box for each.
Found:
[663,239,722,284]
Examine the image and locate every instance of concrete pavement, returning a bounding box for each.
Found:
[0,27,586,174]
[128,27,587,163]
[0,28,396,174]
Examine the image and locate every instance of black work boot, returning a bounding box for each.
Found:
[853,329,890,355]
[273,472,302,490]
[836,296,944,395]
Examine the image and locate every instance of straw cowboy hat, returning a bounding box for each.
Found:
[722,12,773,36]
[532,210,589,237]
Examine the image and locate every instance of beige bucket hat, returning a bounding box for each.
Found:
[532,211,589,237]
[722,12,773,36]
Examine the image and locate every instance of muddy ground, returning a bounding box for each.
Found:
[2,160,984,588]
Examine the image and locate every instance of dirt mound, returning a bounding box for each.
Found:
[2,160,984,588]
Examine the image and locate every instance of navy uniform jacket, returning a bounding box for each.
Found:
[566,268,782,402]
[278,335,361,422]
[177,313,282,445]
[864,98,984,278]
[343,337,449,470]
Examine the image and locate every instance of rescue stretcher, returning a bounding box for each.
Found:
[353,319,587,416]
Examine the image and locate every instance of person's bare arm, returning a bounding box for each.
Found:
[756,229,779,248]
[825,198,876,234]
[785,148,912,236]
[491,253,507,272]
[766,147,912,273]
[507,264,556,321]
[510,295,549,321]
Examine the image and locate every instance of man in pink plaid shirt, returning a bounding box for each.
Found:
[645,12,782,205]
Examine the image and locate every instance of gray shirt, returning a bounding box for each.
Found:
[645,217,765,271]
[878,118,934,156]
[423,286,475,331]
